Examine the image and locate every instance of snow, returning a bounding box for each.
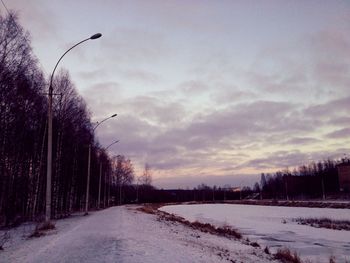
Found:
[0,206,277,263]
[160,203,350,263]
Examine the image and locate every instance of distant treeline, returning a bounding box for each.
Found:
[0,12,135,226]
[117,185,247,204]
[120,158,350,204]
[256,158,350,199]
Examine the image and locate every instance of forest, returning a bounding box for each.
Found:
[257,158,350,200]
[0,12,137,227]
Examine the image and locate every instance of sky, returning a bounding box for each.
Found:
[2,0,350,189]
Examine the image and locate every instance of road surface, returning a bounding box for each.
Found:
[1,206,277,263]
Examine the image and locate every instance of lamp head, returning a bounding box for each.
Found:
[90,33,102,40]
[111,114,117,118]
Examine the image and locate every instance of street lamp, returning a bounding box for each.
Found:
[85,114,117,215]
[98,140,119,209]
[46,33,102,223]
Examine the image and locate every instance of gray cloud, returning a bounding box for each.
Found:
[329,116,350,126]
[88,80,347,169]
[78,69,108,81]
[121,96,187,125]
[6,1,350,189]
[326,128,350,139]
[99,27,169,65]
[240,151,310,170]
[244,28,350,102]
[81,81,122,118]
[81,69,349,188]
[119,69,160,83]
[239,148,350,172]
[304,96,350,120]
[9,0,59,40]
[284,137,321,145]
[181,100,310,143]
[178,80,210,95]
[151,100,297,155]
[155,174,260,189]
[212,89,258,105]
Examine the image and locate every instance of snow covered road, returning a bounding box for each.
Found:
[1,206,277,263]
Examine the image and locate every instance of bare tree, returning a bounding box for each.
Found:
[113,155,134,205]
[0,11,47,225]
[139,163,152,186]
[0,11,116,224]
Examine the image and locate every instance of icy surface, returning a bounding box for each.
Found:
[160,203,350,263]
[0,206,277,263]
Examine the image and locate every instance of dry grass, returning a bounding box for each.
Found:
[137,204,242,239]
[29,221,55,238]
[37,221,55,231]
[136,203,165,214]
[275,249,342,263]
[295,217,350,231]
[274,248,302,263]
[225,200,350,209]
[136,206,157,214]
[189,220,242,239]
[0,231,10,250]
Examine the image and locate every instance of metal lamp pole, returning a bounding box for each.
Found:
[46,33,102,223]
[85,114,117,215]
[98,140,119,209]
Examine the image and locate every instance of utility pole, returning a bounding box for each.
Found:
[46,33,102,222]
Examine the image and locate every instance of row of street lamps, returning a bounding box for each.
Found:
[97,140,119,210]
[46,33,117,222]
[85,116,118,215]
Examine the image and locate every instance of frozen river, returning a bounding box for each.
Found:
[160,203,350,263]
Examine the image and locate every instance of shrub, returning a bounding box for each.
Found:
[37,221,55,231]
[250,241,260,248]
[0,231,10,250]
[274,248,301,263]
[329,255,336,263]
[264,246,270,254]
[29,221,55,238]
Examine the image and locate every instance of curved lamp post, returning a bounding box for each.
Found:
[98,140,119,209]
[85,114,117,215]
[46,33,102,223]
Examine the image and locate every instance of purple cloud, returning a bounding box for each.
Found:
[326,128,350,139]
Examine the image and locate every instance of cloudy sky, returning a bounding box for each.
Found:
[3,0,350,188]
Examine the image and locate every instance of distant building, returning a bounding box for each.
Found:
[337,163,350,192]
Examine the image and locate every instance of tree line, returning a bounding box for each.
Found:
[121,157,350,204]
[256,158,350,200]
[0,12,137,226]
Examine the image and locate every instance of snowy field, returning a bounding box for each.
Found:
[0,206,278,263]
[160,203,350,263]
